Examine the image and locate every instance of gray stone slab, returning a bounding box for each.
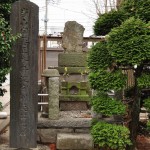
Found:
[10,0,39,148]
[56,133,94,149]
[38,117,91,128]
[37,128,73,143]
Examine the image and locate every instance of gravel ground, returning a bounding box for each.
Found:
[60,110,92,118]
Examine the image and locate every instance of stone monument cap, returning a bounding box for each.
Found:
[42,69,60,77]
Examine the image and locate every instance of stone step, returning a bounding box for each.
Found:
[56,133,94,150]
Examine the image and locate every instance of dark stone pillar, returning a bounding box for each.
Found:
[10,0,39,148]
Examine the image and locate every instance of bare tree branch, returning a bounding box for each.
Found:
[116,0,122,9]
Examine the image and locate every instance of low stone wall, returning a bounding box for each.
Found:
[37,113,95,150]
[37,117,91,143]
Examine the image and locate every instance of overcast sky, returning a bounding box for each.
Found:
[30,0,98,36]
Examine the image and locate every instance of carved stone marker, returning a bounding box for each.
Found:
[10,1,39,148]
[62,21,85,53]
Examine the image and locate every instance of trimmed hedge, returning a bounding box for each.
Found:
[88,41,112,71]
[94,10,127,36]
[107,17,150,66]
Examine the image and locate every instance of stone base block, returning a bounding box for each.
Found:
[56,133,94,150]
[58,53,87,67]
[60,101,89,111]
[37,128,73,143]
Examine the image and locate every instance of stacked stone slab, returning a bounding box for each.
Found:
[52,21,90,111]
[37,117,96,150]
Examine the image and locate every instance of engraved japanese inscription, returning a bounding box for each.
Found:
[10,1,39,148]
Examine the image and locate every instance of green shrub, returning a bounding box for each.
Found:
[120,0,150,23]
[91,93,126,116]
[89,69,126,92]
[94,10,127,36]
[94,0,150,36]
[91,122,132,150]
[0,16,20,96]
[143,97,150,112]
[88,41,112,71]
[137,73,150,89]
[146,120,150,131]
[0,101,2,111]
[107,17,150,66]
[0,0,18,22]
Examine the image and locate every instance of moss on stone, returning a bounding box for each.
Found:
[58,53,87,67]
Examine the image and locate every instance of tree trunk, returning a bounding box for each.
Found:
[104,0,108,13]
[116,0,122,9]
[127,69,141,150]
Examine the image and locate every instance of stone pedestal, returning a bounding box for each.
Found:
[55,52,90,111]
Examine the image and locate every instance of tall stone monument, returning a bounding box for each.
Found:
[10,0,39,148]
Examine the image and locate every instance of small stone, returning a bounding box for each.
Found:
[56,133,94,149]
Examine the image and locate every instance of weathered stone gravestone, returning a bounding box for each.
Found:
[56,21,90,111]
[10,0,39,148]
[62,21,85,53]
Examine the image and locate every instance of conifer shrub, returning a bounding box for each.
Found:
[91,121,132,150]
